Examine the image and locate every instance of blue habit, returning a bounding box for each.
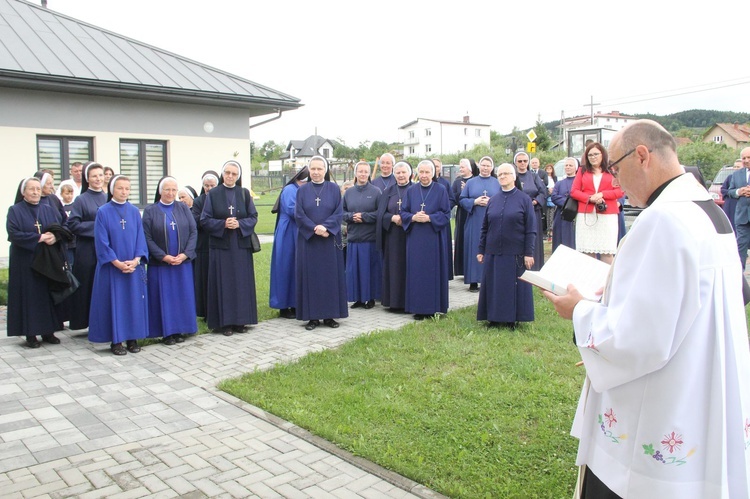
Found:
[476,188,536,323]
[6,201,63,337]
[88,201,149,344]
[377,182,411,309]
[460,175,500,285]
[436,177,455,280]
[343,183,382,302]
[295,181,348,321]
[401,182,451,315]
[269,183,299,310]
[143,201,198,338]
[201,185,259,329]
[67,189,107,329]
[451,176,471,276]
[191,193,210,318]
[516,170,547,270]
[550,176,576,251]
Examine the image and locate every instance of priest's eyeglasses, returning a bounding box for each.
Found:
[609,147,651,177]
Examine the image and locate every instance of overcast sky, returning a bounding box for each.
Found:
[49,0,750,147]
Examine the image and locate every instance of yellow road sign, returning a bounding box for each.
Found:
[526,142,536,153]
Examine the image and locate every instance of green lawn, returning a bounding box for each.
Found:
[254,194,277,235]
[220,292,584,498]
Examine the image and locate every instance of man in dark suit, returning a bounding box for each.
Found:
[726,147,750,269]
[529,157,548,185]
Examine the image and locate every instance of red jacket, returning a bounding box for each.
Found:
[570,170,624,214]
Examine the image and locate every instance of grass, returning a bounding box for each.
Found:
[254,194,277,235]
[220,293,584,498]
[0,268,7,306]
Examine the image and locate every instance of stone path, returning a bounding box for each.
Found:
[0,279,477,498]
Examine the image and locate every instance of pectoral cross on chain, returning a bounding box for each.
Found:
[315,197,321,207]
[228,205,235,215]
[169,220,177,231]
[397,198,402,211]
[34,220,42,234]
[482,190,488,197]
[119,218,127,230]
[420,202,426,211]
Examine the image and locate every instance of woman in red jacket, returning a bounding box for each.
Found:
[570,142,624,264]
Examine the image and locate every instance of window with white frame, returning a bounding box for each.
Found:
[475,129,481,137]
[425,144,432,153]
[322,148,330,158]
[409,130,415,139]
[119,139,167,207]
[37,135,93,181]
[425,128,432,137]
[409,146,415,154]
[714,136,723,143]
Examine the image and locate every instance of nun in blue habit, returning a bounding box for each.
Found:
[459,156,500,292]
[550,158,578,251]
[200,161,258,335]
[143,176,198,345]
[67,161,108,330]
[343,160,382,308]
[88,175,149,355]
[294,156,348,330]
[269,166,309,318]
[191,170,220,318]
[401,159,451,320]
[376,161,413,311]
[477,163,536,328]
[451,158,479,277]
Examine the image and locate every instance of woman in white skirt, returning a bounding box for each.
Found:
[569,142,624,264]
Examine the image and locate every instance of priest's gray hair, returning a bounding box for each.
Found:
[222,160,242,180]
[379,153,395,166]
[20,176,40,196]
[309,155,329,172]
[158,176,178,194]
[394,161,412,177]
[479,156,495,168]
[417,159,436,177]
[496,163,516,179]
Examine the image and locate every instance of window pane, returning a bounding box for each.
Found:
[144,142,165,204]
[68,140,91,165]
[120,141,140,202]
[38,138,63,181]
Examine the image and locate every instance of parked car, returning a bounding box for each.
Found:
[709,166,736,207]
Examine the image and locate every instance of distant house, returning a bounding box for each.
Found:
[0,0,301,257]
[398,116,490,157]
[674,137,693,147]
[280,135,338,168]
[702,123,750,149]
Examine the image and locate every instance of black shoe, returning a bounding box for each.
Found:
[279,308,295,319]
[305,320,320,331]
[234,325,251,333]
[350,301,364,309]
[486,321,501,329]
[174,335,185,343]
[468,283,479,293]
[163,336,176,346]
[110,343,127,355]
[413,314,426,321]
[323,319,339,328]
[126,340,141,353]
[364,300,375,309]
[387,307,404,313]
[25,336,41,348]
[41,334,61,345]
[223,329,234,336]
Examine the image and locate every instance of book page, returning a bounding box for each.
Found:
[519,244,610,301]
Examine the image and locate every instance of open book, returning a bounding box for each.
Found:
[519,244,610,301]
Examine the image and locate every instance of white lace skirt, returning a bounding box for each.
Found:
[575,212,619,254]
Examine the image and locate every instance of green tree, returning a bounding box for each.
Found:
[532,120,553,152]
[676,141,737,181]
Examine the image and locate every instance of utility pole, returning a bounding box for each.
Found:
[584,95,600,125]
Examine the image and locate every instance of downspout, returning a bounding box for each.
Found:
[247,109,284,195]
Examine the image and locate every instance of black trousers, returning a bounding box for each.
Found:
[581,467,622,499]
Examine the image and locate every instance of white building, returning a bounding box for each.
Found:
[0,0,301,258]
[398,116,491,157]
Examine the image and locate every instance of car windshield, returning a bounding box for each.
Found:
[713,168,734,184]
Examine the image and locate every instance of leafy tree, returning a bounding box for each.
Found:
[532,120,553,152]
[677,141,737,181]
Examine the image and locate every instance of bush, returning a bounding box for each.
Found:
[0,268,7,306]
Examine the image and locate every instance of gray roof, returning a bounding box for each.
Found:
[280,135,337,160]
[0,0,302,114]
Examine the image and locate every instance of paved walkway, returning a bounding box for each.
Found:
[0,279,477,499]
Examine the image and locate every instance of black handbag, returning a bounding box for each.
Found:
[51,264,80,304]
[561,195,578,222]
[250,232,262,253]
